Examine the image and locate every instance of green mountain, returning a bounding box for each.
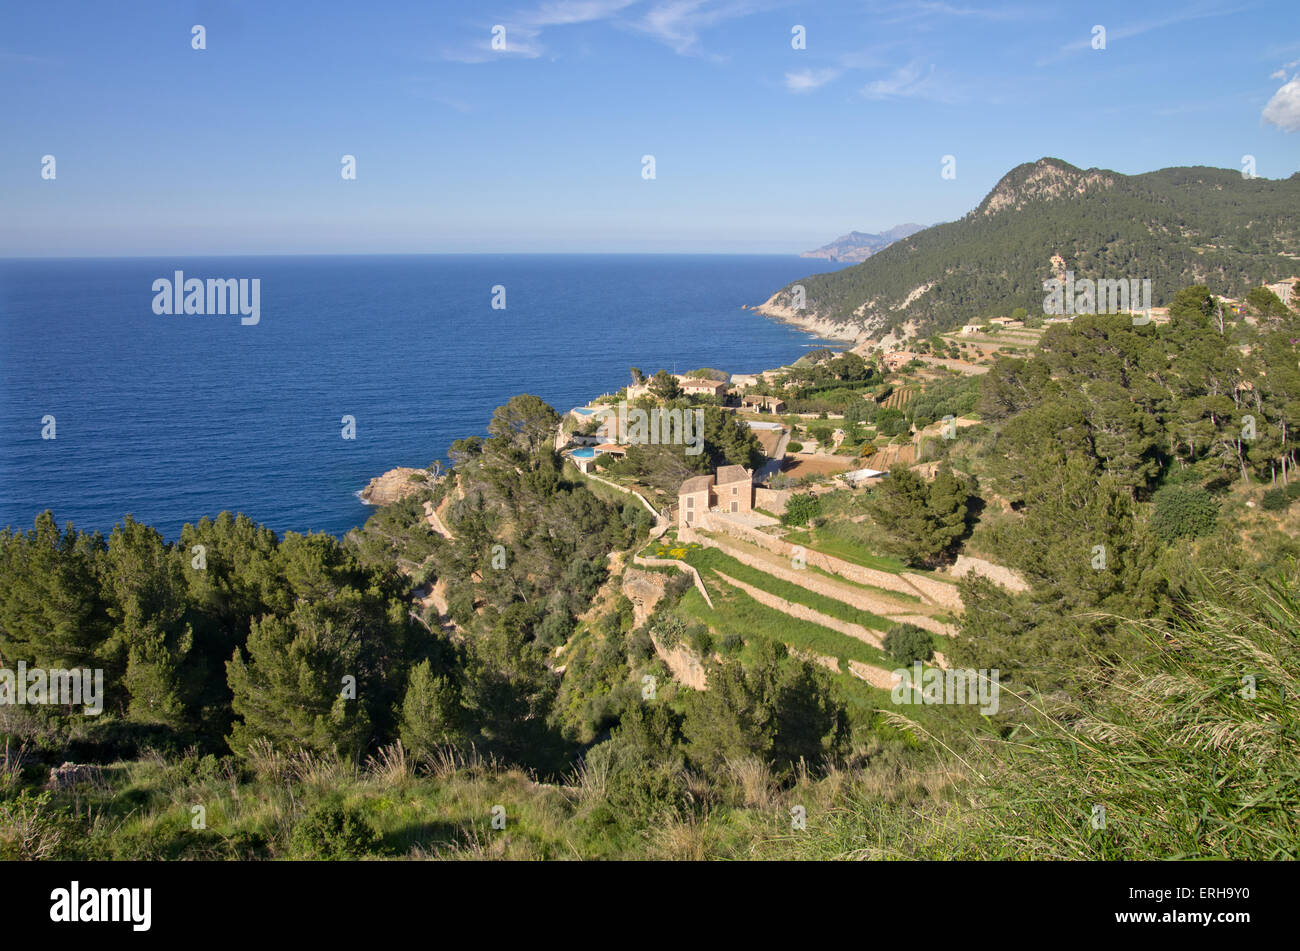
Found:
[759,157,1300,342]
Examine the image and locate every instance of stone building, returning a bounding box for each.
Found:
[677,465,753,530]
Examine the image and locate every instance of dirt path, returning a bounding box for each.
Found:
[424,499,455,541]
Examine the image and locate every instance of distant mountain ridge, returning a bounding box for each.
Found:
[760,158,1300,345]
[800,224,927,263]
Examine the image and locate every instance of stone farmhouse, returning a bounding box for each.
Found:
[678,465,753,531]
[677,376,728,398]
[740,393,786,413]
[626,374,728,401]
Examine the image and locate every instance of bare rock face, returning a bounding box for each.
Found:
[360,467,427,505]
[622,567,667,627]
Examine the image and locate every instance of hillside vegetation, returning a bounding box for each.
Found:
[3,291,1299,861]
[764,158,1300,341]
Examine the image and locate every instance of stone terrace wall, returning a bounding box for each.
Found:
[753,486,792,516]
[897,572,962,611]
[713,570,883,649]
[632,555,714,608]
[691,534,957,636]
[693,514,925,598]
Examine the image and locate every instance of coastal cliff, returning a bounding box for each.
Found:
[745,296,868,345]
[360,466,428,505]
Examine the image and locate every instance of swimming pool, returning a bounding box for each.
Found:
[571,447,597,459]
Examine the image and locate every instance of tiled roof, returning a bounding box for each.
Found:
[715,465,751,485]
[679,474,715,494]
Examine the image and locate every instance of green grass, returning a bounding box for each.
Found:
[679,545,893,631]
[783,528,910,574]
[676,581,891,671]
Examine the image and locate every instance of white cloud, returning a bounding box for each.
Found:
[633,1,767,56]
[874,1,1026,25]
[1262,77,1300,132]
[785,68,840,93]
[861,62,949,101]
[1271,58,1300,80]
[530,0,642,27]
[442,0,638,62]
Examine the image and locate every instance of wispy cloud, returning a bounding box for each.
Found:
[779,43,891,96]
[1042,2,1244,64]
[1271,59,1300,80]
[861,61,951,102]
[441,0,639,63]
[632,1,769,57]
[871,1,1027,26]
[407,83,474,113]
[785,67,841,93]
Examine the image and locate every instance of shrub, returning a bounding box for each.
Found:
[883,623,933,666]
[781,493,822,527]
[875,408,909,437]
[625,628,655,663]
[686,625,714,657]
[0,790,74,860]
[289,801,380,860]
[786,441,804,453]
[1260,482,1300,512]
[1150,484,1219,542]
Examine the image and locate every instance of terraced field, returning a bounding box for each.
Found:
[643,520,959,708]
[879,385,917,411]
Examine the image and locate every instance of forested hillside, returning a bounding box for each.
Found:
[763,158,1300,340]
[3,294,1298,861]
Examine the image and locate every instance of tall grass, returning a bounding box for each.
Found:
[955,569,1299,859]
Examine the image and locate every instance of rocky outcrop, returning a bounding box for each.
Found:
[650,634,708,691]
[360,467,427,505]
[46,762,104,790]
[751,293,866,343]
[622,567,668,627]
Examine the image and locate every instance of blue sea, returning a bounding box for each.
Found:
[0,255,845,540]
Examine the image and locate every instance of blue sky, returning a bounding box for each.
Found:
[2,0,1298,255]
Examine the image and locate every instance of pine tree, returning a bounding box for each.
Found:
[398,659,464,758]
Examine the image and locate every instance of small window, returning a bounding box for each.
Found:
[686,497,694,509]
